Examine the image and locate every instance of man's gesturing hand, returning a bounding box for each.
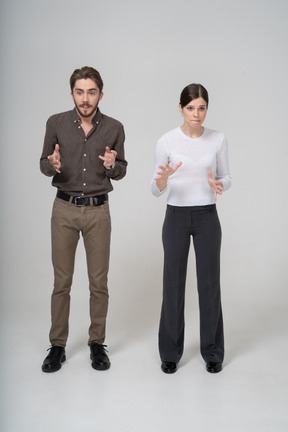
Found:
[99,146,117,168]
[208,169,223,200]
[47,144,61,173]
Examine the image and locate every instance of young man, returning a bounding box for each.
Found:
[40,66,127,372]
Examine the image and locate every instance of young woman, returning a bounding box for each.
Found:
[151,84,231,374]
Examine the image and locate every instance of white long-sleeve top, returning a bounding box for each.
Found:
[151,126,232,206]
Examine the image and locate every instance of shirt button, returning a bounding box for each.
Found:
[83,183,86,186]
[81,193,84,196]
[84,139,87,142]
[84,154,87,157]
[83,168,86,171]
[78,126,81,129]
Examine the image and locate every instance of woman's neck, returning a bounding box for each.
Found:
[180,124,204,138]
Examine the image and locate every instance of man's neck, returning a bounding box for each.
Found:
[76,107,98,125]
[80,116,93,126]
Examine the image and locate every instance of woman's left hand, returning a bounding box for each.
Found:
[208,170,223,200]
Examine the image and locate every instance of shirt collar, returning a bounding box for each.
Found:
[71,107,102,124]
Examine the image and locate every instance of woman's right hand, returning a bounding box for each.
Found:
[154,162,182,192]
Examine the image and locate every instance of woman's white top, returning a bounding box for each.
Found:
[151,126,232,206]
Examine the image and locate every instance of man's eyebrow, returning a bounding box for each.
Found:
[75,88,97,91]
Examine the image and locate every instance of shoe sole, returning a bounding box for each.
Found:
[42,355,66,373]
[161,367,177,374]
[91,361,110,371]
[206,365,222,373]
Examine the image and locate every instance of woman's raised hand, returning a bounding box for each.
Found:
[208,170,223,200]
[155,162,182,192]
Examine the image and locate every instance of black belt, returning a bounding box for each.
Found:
[57,190,108,207]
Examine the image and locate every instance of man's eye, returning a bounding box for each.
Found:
[200,107,206,111]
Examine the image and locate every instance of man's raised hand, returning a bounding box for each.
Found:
[47,144,61,173]
[99,146,117,168]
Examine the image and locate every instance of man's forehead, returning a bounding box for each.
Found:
[74,78,99,90]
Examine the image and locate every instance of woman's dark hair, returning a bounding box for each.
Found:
[179,83,209,108]
[70,66,103,92]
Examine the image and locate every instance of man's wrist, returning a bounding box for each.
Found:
[49,159,59,171]
[106,162,115,170]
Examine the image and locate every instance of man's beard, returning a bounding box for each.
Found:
[75,102,98,118]
[72,95,101,119]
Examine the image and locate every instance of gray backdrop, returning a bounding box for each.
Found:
[0,0,287,368]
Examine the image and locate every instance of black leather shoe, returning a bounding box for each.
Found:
[90,343,110,370]
[42,346,66,373]
[206,362,222,373]
[161,361,177,374]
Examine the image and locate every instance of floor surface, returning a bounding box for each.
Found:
[1,300,287,432]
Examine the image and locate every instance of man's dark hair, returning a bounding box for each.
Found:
[179,83,209,108]
[70,66,104,92]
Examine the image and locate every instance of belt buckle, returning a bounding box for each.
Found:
[74,197,85,207]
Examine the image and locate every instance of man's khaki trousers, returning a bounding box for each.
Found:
[49,197,111,347]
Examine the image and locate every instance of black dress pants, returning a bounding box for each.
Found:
[159,204,224,364]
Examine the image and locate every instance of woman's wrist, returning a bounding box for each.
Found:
[156,179,167,192]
